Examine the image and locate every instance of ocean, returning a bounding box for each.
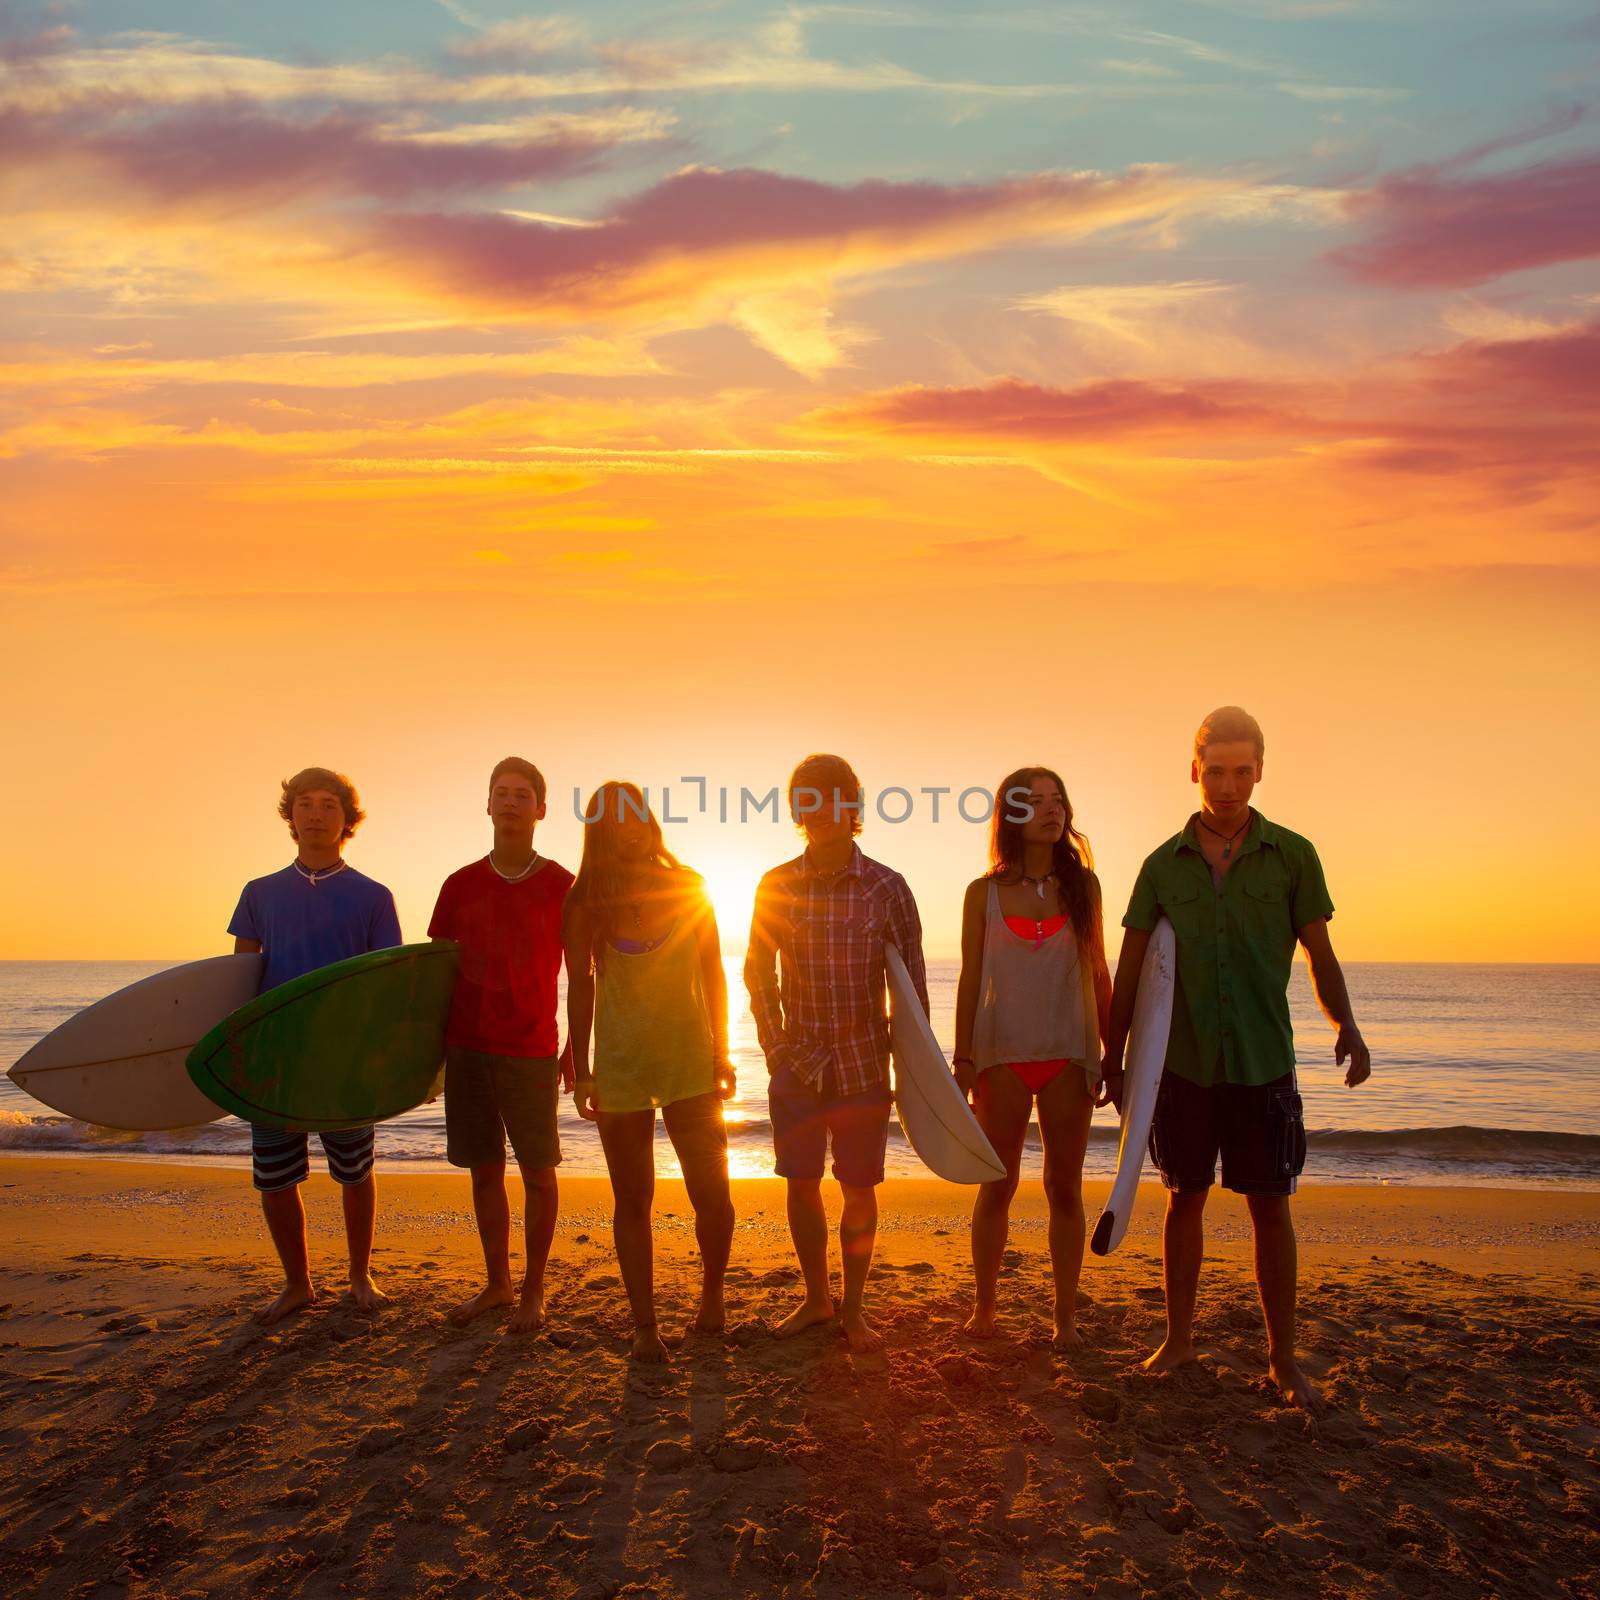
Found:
[2,960,1597,1189]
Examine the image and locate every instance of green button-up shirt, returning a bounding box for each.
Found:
[1123,812,1333,1088]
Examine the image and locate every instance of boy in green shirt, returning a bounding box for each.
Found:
[1103,706,1370,1414]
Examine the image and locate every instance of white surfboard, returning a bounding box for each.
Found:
[886,944,1006,1184]
[1090,917,1176,1256]
[8,954,263,1130]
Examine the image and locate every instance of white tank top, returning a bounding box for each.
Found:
[972,879,1092,1072]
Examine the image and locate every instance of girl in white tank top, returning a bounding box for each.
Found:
[952,766,1111,1349]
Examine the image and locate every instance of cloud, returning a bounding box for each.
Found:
[1020,280,1232,345]
[0,21,1099,113]
[354,163,1222,334]
[0,101,670,212]
[806,320,1600,498]
[810,376,1296,442]
[1332,118,1600,288]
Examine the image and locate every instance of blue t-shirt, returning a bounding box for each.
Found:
[228,864,403,992]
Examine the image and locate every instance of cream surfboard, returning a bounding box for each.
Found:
[886,944,1006,1184]
[1090,916,1176,1256]
[7,954,263,1130]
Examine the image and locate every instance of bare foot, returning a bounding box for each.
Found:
[448,1283,513,1327]
[840,1312,882,1353]
[631,1325,670,1363]
[773,1297,835,1339]
[1051,1320,1083,1352]
[1139,1336,1198,1374]
[962,1307,999,1339]
[255,1280,316,1327]
[1270,1357,1327,1416]
[692,1292,726,1335]
[506,1288,546,1334]
[347,1274,387,1314]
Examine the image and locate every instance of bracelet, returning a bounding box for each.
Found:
[951,1056,975,1068]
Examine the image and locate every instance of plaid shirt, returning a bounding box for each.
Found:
[744,844,930,1097]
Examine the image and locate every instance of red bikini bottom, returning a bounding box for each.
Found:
[1001,1059,1068,1094]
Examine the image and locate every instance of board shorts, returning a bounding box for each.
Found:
[768,1062,892,1188]
[251,1124,375,1194]
[444,1048,562,1172]
[1148,1071,1306,1196]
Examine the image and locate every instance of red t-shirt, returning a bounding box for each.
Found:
[427,856,574,1058]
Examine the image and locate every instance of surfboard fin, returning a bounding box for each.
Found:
[1089,1212,1115,1257]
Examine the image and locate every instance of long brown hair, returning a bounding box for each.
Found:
[988,766,1103,971]
[565,781,703,969]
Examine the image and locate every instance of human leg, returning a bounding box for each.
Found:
[769,1065,835,1335]
[1037,1065,1095,1349]
[1246,1193,1323,1412]
[443,1048,514,1322]
[964,1066,1030,1338]
[498,1056,563,1333]
[596,1108,666,1361]
[663,1091,734,1333]
[1142,1074,1221,1371]
[322,1127,382,1311]
[449,1159,514,1325]
[252,1126,316,1325]
[828,1087,891,1353]
[837,1183,881,1352]
[1142,1188,1206,1372]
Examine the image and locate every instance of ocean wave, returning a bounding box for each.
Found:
[2,1107,1597,1179]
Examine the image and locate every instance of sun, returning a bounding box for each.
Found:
[696,857,761,945]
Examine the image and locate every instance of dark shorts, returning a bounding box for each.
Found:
[445,1048,562,1172]
[768,1064,892,1189]
[1148,1071,1306,1196]
[251,1124,374,1194]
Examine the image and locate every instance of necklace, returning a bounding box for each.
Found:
[294,858,348,887]
[488,850,540,883]
[1018,870,1056,902]
[1197,810,1252,860]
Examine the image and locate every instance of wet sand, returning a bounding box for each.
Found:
[1,1157,1597,1599]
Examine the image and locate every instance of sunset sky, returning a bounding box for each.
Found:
[2,0,1596,963]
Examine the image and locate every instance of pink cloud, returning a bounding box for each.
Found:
[0,103,648,207]
[1333,147,1600,288]
[810,376,1301,441]
[809,321,1600,501]
[355,163,1207,317]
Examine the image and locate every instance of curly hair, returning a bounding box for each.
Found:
[278,767,365,840]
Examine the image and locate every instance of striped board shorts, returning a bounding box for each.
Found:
[251,1124,376,1193]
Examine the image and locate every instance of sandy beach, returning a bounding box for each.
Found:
[1,1158,1597,1600]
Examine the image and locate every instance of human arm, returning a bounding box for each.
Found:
[952,879,987,1102]
[742,874,791,1074]
[1099,925,1152,1112]
[1297,917,1370,1087]
[692,880,735,1099]
[562,899,599,1120]
[233,937,262,955]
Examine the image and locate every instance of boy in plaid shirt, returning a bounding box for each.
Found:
[745,753,929,1352]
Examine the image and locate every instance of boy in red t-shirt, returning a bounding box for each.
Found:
[429,757,574,1330]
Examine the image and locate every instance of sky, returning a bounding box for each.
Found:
[1,0,1597,962]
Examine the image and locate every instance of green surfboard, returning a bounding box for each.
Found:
[186,942,461,1132]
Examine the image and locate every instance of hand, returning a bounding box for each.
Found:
[574,1076,600,1121]
[557,1041,576,1094]
[952,1059,977,1104]
[1096,1059,1125,1112]
[1337,1023,1371,1087]
[715,1053,737,1101]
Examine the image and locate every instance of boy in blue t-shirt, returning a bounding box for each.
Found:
[228,767,402,1326]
